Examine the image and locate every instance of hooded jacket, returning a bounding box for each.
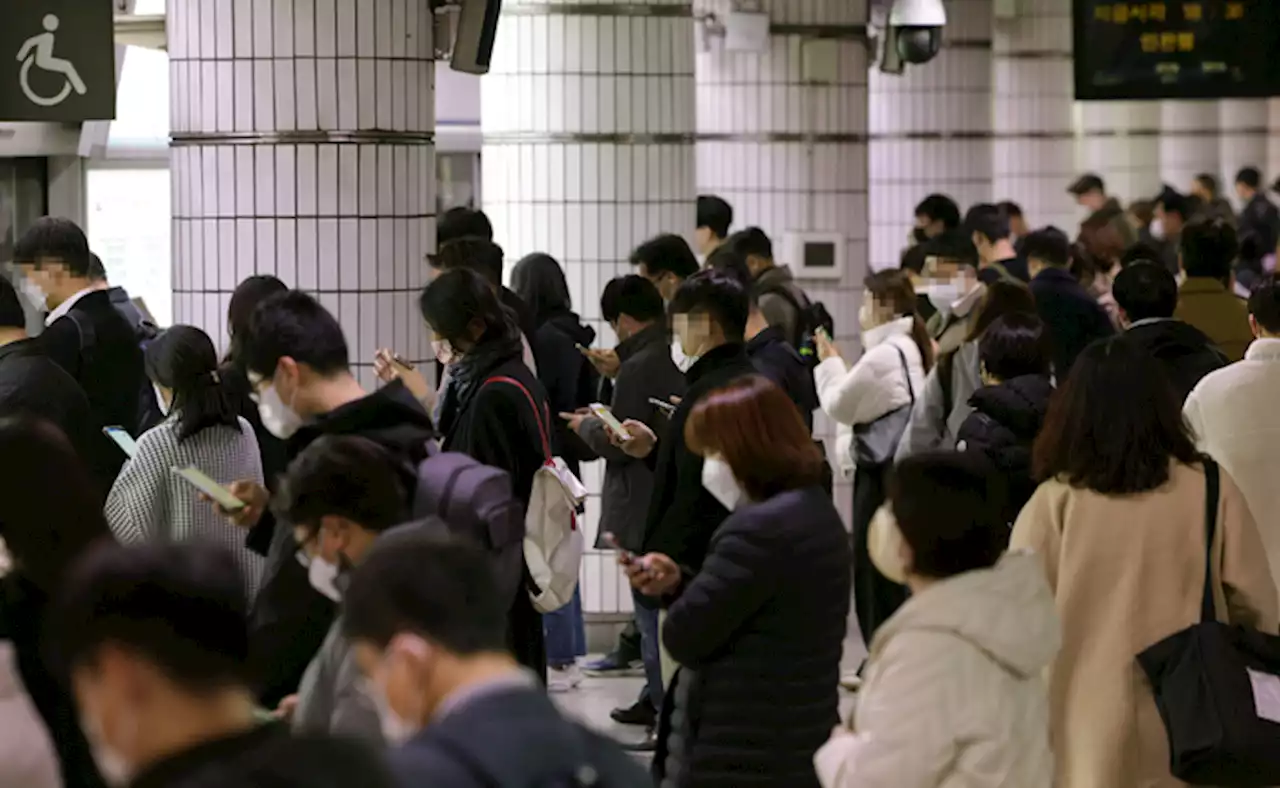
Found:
[956,374,1053,523]
[1124,318,1228,402]
[815,554,1059,788]
[754,264,808,348]
[529,311,598,475]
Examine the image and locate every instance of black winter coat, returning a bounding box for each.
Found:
[955,375,1053,523]
[1124,318,1229,403]
[1029,267,1115,380]
[746,325,817,432]
[0,338,97,482]
[656,487,852,788]
[528,310,599,476]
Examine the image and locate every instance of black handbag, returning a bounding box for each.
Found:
[852,344,914,469]
[1137,460,1280,786]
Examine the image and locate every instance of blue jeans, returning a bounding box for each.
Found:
[633,589,663,710]
[543,587,586,667]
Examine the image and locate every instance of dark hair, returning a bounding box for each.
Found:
[274,435,409,537]
[341,532,509,653]
[0,418,109,592]
[1113,262,1178,321]
[1120,240,1164,269]
[1034,337,1200,494]
[669,269,750,342]
[696,195,734,239]
[1194,173,1219,196]
[1157,189,1192,220]
[437,207,494,246]
[900,243,929,275]
[685,376,823,500]
[1078,219,1126,268]
[1127,199,1156,226]
[997,200,1024,220]
[1021,226,1071,268]
[50,542,250,687]
[1248,273,1280,334]
[87,252,107,283]
[704,245,753,291]
[510,253,571,326]
[601,275,665,325]
[630,234,700,281]
[1068,173,1105,196]
[419,268,513,349]
[964,203,1010,243]
[1236,167,1263,190]
[0,275,24,330]
[914,194,961,229]
[226,275,288,364]
[723,226,773,261]
[979,313,1048,380]
[434,238,505,288]
[865,269,935,372]
[13,217,92,277]
[889,451,1008,579]
[1069,241,1101,286]
[965,279,1037,342]
[242,290,350,380]
[921,228,979,267]
[1180,217,1238,282]
[146,326,239,442]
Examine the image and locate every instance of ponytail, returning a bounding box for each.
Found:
[909,315,935,373]
[146,326,241,443]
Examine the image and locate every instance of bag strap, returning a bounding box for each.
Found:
[891,342,916,404]
[1200,458,1220,624]
[484,376,552,461]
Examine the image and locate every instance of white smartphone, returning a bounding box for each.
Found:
[102,426,139,458]
[171,466,245,511]
[588,403,631,440]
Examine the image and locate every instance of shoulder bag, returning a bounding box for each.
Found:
[851,342,915,471]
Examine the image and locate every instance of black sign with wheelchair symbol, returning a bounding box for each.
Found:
[0,0,116,121]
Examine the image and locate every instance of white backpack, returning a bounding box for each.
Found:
[485,377,586,613]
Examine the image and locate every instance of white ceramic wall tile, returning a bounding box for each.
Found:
[1218,100,1268,212]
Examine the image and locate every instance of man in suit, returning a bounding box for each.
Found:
[1024,226,1115,380]
[13,217,144,486]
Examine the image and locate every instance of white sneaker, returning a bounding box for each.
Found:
[839,671,863,692]
[548,664,583,693]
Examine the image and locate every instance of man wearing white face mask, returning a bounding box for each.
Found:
[216,291,436,710]
[49,541,398,788]
[342,531,650,787]
[919,230,986,356]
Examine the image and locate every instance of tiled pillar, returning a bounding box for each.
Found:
[1219,100,1270,207]
[167,0,436,389]
[991,0,1077,232]
[694,0,868,525]
[1074,101,1161,205]
[1159,100,1218,195]
[481,0,697,616]
[868,0,993,271]
[1269,100,1280,182]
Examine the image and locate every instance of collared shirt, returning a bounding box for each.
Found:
[432,669,539,724]
[1127,317,1176,330]
[44,286,97,326]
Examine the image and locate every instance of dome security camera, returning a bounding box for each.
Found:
[889,0,947,65]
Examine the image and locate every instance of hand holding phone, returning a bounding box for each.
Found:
[588,403,631,440]
[601,532,637,566]
[103,426,139,458]
[172,466,246,512]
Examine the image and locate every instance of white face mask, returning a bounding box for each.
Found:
[372,684,419,746]
[858,300,876,331]
[701,455,745,511]
[17,275,47,311]
[432,339,456,366]
[925,281,962,311]
[1150,218,1166,240]
[671,338,695,374]
[868,506,907,585]
[153,384,171,417]
[307,555,342,602]
[80,713,132,787]
[257,384,303,440]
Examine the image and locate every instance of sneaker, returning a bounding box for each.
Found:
[548,664,583,693]
[582,652,645,678]
[619,729,657,752]
[610,698,657,727]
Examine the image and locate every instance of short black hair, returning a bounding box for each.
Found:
[669,269,750,342]
[1237,167,1263,190]
[1194,173,1219,196]
[922,228,979,268]
[889,452,1008,579]
[914,194,961,229]
[979,312,1049,380]
[13,217,92,277]
[1180,217,1238,281]
[342,531,509,654]
[601,275,665,324]
[436,207,494,246]
[1067,173,1105,196]
[419,267,513,348]
[146,325,239,442]
[964,203,1010,243]
[1248,273,1280,334]
[87,252,107,282]
[433,238,505,288]
[1157,188,1192,219]
[696,195,733,239]
[50,541,251,688]
[723,226,773,261]
[630,233,699,281]
[242,290,350,379]
[1120,241,1164,269]
[274,435,409,537]
[1021,227,1071,268]
[1113,262,1178,321]
[704,246,753,291]
[0,275,24,330]
[900,243,929,275]
[227,275,289,364]
[997,200,1023,220]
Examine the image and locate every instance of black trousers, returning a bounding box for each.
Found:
[851,464,908,646]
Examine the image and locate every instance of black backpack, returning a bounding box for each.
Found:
[756,283,834,369]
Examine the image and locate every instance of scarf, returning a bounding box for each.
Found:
[437,324,524,436]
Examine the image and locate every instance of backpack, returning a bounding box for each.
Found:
[431,717,639,788]
[756,283,834,369]
[483,376,587,614]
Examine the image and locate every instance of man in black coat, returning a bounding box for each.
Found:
[1024,226,1115,380]
[1235,167,1280,290]
[214,291,436,708]
[342,532,651,788]
[1113,261,1228,402]
[13,218,145,488]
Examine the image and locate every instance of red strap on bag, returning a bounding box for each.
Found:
[483,376,553,462]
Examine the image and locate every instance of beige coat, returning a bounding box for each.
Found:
[1011,462,1278,788]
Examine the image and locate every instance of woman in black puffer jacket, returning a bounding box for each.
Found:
[956,313,1053,524]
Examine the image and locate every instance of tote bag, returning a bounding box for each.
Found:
[1137,460,1280,786]
[851,344,914,470]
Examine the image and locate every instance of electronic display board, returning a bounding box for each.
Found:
[1073,0,1280,100]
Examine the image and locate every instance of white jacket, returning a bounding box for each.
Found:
[0,642,61,788]
[1185,337,1280,602]
[814,317,927,476]
[815,553,1059,788]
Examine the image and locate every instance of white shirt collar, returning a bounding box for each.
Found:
[1245,337,1280,362]
[1126,317,1175,330]
[45,287,98,326]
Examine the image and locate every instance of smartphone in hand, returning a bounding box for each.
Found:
[103,426,139,458]
[588,403,631,440]
[600,531,637,566]
[171,466,246,511]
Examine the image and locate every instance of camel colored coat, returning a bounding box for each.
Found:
[1011,462,1278,788]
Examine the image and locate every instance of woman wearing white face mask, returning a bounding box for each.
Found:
[105,326,266,600]
[622,375,851,788]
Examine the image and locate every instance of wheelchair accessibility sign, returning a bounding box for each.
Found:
[0,1,115,121]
